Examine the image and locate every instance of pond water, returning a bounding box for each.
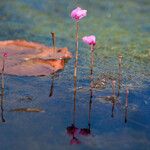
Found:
[0,0,150,150]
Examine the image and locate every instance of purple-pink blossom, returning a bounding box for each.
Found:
[71,7,87,21]
[82,35,96,46]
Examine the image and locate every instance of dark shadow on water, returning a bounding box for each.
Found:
[49,75,55,98]
[124,87,129,123]
[66,77,81,144]
[79,86,93,136]
[49,72,60,98]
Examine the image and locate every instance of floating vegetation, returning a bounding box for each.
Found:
[0,40,72,76]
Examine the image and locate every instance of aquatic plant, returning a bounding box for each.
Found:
[71,7,87,93]
[67,8,87,144]
[79,35,96,135]
[82,35,96,86]
[79,95,92,136]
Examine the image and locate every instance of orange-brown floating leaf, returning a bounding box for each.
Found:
[0,40,72,76]
[10,108,44,112]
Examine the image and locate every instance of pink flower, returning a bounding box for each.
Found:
[3,52,8,58]
[71,7,87,21]
[82,35,96,46]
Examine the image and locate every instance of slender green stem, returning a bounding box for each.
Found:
[1,58,5,90]
[74,21,79,87]
[1,57,5,122]
[73,21,79,125]
[51,32,56,53]
[88,45,94,129]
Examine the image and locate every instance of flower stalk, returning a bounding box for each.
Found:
[73,21,79,96]
[51,32,56,53]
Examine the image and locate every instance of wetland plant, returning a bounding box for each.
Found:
[82,35,96,87]
[71,7,87,92]
[79,35,96,134]
[67,8,87,144]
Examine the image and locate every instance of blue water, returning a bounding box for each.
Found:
[0,0,150,150]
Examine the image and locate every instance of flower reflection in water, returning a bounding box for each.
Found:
[79,89,92,136]
[80,40,96,136]
[66,71,81,144]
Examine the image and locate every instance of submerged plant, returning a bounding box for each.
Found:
[71,7,87,93]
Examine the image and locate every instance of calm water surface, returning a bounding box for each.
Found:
[0,0,150,150]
